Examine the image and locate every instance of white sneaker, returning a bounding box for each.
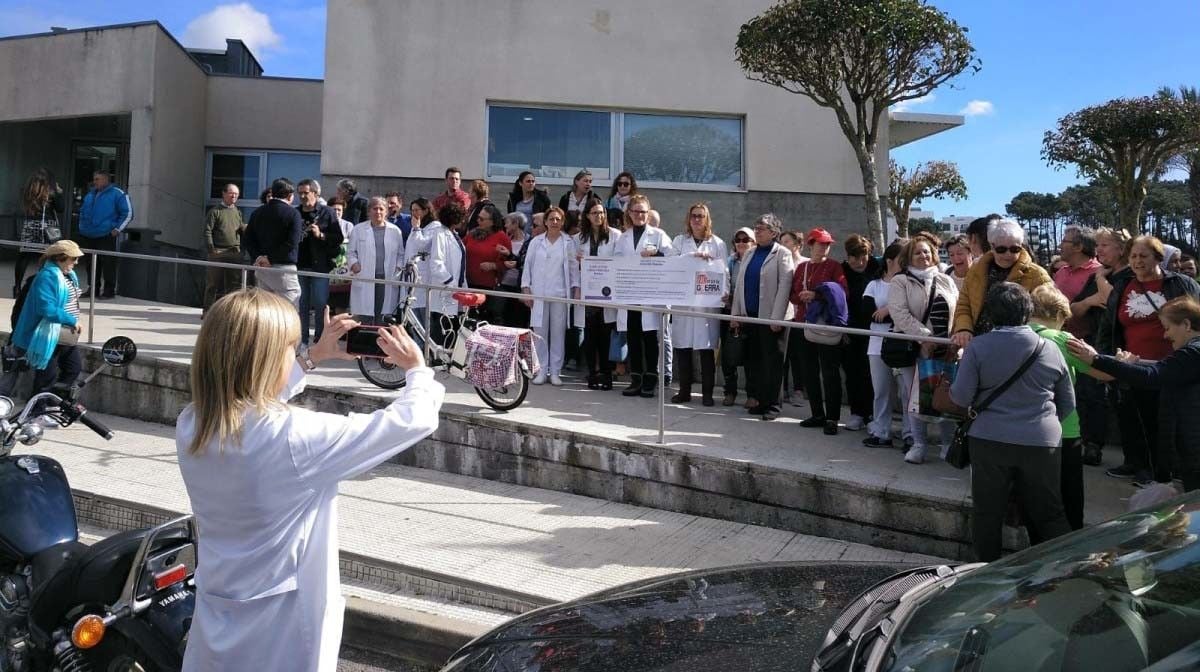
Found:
[904,446,927,465]
[532,374,547,385]
[549,374,563,386]
[844,415,866,431]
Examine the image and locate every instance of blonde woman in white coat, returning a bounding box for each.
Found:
[670,203,728,405]
[177,290,442,672]
[574,198,621,390]
[614,195,675,397]
[887,232,959,465]
[522,206,580,385]
[347,197,404,321]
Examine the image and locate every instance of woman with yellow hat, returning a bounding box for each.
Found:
[10,240,85,421]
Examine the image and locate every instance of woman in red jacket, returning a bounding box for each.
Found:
[791,228,848,435]
[463,203,512,324]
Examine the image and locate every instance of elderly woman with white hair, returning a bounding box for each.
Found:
[951,218,1052,349]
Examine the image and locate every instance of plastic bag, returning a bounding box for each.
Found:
[908,356,958,421]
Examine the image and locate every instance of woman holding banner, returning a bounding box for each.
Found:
[575,198,622,389]
[669,203,727,405]
[614,195,675,398]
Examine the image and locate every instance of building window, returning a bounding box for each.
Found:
[622,114,743,187]
[209,152,261,200]
[205,150,320,216]
[486,104,744,190]
[487,106,611,180]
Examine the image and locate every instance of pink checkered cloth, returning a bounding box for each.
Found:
[465,325,540,388]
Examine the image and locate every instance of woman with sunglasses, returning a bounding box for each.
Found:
[951,218,1051,350]
[575,198,622,389]
[606,171,638,221]
[721,227,754,406]
[669,203,728,406]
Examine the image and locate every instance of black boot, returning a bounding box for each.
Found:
[640,373,658,398]
[600,370,614,391]
[671,348,693,403]
[699,350,715,406]
[587,372,600,390]
[622,374,643,396]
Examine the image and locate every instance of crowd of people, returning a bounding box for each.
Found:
[16,165,1200,566]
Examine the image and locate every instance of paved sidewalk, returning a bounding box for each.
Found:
[28,414,938,618]
[0,293,1134,528]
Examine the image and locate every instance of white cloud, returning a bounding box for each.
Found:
[182,3,281,55]
[892,93,936,113]
[959,100,995,117]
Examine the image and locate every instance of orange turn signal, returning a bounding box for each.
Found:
[71,614,106,649]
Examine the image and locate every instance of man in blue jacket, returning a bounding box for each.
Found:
[77,170,133,299]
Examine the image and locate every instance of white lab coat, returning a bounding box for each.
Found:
[177,364,444,672]
[422,222,465,316]
[614,225,675,332]
[670,234,728,350]
[346,221,404,317]
[573,228,622,326]
[521,233,580,327]
[404,224,432,309]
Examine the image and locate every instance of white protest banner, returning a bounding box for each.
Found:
[581,255,726,307]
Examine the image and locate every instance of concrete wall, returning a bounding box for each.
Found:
[141,31,209,250]
[0,25,156,123]
[205,76,323,151]
[322,0,888,197]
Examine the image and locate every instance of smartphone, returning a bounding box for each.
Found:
[344,326,387,358]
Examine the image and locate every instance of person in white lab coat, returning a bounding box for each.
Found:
[614,194,675,397]
[176,289,442,672]
[426,202,467,350]
[522,206,580,385]
[670,203,728,406]
[574,197,621,390]
[347,197,404,321]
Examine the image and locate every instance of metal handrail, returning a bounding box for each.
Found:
[1,238,955,445]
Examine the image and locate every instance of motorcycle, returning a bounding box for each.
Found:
[0,337,195,672]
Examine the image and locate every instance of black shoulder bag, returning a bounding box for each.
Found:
[945,341,1045,469]
[880,275,936,368]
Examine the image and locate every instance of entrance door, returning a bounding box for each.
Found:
[69,142,129,237]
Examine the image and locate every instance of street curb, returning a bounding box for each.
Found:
[343,595,490,669]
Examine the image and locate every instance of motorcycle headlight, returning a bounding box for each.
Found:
[0,396,13,418]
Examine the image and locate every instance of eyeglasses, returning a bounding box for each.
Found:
[689,213,705,219]
[993,245,1021,255]
[629,209,649,215]
[616,181,631,187]
[734,238,751,244]
[297,190,312,196]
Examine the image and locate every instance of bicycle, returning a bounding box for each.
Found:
[357,254,534,411]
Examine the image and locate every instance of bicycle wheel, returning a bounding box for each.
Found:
[358,356,408,390]
[475,373,529,411]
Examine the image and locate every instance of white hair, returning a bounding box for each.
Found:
[987,218,1025,245]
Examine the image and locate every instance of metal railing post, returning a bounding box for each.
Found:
[658,311,667,445]
[423,287,432,360]
[87,255,98,345]
[241,267,248,290]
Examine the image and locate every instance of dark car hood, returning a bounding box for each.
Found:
[442,561,918,672]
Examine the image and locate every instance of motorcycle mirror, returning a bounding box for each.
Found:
[0,397,12,418]
[101,337,137,367]
[19,423,43,445]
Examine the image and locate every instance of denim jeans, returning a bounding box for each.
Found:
[298,275,330,345]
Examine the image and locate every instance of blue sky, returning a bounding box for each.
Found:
[3,0,1196,219]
